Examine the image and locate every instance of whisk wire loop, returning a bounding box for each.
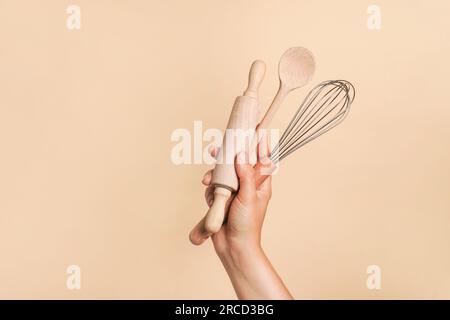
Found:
[270,80,355,162]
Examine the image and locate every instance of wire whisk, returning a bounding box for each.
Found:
[270,80,355,162]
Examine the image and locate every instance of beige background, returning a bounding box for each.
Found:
[0,0,449,299]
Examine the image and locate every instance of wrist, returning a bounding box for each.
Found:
[216,241,265,271]
[214,239,293,300]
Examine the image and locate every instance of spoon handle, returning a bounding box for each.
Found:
[257,83,289,131]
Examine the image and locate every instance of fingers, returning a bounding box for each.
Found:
[235,152,256,202]
[202,171,214,206]
[205,186,214,207]
[257,173,272,199]
[254,152,274,199]
[202,169,213,186]
[208,144,219,158]
[257,130,270,162]
[202,145,217,186]
[255,130,276,188]
[254,160,277,187]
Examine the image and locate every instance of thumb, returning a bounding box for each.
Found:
[235,152,256,202]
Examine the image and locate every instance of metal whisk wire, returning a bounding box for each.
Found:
[270,80,355,163]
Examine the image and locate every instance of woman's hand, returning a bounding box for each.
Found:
[191,136,293,299]
[204,147,272,257]
[189,134,275,246]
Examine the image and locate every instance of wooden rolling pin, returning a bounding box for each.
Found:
[202,60,266,233]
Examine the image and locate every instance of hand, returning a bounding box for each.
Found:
[206,147,273,257]
[191,136,292,299]
[189,134,275,247]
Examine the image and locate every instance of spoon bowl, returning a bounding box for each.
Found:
[258,47,316,131]
[279,47,315,91]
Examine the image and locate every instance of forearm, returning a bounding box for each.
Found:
[217,245,293,300]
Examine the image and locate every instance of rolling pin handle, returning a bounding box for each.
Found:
[243,60,266,99]
[204,187,232,234]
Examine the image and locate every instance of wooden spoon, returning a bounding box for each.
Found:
[258,47,315,132]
